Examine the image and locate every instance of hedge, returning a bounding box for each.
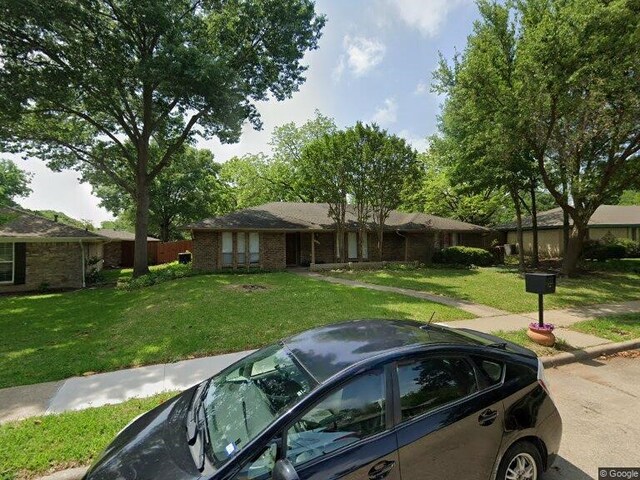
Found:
[583,241,626,261]
[433,246,494,267]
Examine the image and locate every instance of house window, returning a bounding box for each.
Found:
[348,232,357,259]
[0,243,14,283]
[222,232,233,267]
[249,232,260,264]
[632,228,638,241]
[237,233,246,265]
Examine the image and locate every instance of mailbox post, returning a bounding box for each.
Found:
[525,273,557,327]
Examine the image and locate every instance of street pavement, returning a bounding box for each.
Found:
[543,353,640,480]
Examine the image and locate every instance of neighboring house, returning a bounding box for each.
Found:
[0,206,103,293]
[497,205,640,257]
[186,202,490,271]
[96,229,160,268]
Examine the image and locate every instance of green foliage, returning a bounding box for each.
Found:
[100,217,134,233]
[220,111,337,210]
[614,239,640,259]
[0,0,325,274]
[582,241,627,262]
[433,246,494,267]
[619,190,640,206]
[119,262,197,290]
[91,146,226,241]
[0,158,32,206]
[33,209,94,230]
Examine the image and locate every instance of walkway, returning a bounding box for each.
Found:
[300,271,508,317]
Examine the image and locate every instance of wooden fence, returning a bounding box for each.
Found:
[156,240,193,265]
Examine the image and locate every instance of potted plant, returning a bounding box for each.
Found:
[527,321,556,347]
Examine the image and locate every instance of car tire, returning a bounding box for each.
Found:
[496,440,543,480]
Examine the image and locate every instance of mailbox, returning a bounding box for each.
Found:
[525,273,556,295]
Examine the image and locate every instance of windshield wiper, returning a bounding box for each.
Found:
[186,381,212,471]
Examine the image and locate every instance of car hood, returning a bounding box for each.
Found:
[83,385,206,480]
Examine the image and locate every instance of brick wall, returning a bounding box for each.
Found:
[313,232,336,264]
[260,232,285,270]
[103,242,122,268]
[192,231,219,271]
[406,232,435,263]
[1,242,85,293]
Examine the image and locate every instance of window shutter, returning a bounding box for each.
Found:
[14,243,26,285]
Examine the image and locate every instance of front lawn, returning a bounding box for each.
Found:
[0,392,175,480]
[491,329,576,357]
[324,265,640,313]
[0,272,472,389]
[570,313,640,342]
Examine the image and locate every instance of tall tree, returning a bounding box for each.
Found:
[91,147,226,241]
[300,132,351,261]
[0,0,325,276]
[0,159,32,206]
[517,0,640,274]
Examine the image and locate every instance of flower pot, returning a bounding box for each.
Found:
[527,324,556,347]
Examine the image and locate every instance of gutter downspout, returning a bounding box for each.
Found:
[80,240,86,288]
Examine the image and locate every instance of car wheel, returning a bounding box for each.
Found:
[497,441,543,480]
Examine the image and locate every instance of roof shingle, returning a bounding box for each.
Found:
[187,202,489,233]
[0,206,102,240]
[496,205,640,230]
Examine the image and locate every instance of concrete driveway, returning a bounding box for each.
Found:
[544,353,640,480]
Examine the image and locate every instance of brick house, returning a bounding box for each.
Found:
[96,229,160,268]
[0,206,104,293]
[187,202,491,271]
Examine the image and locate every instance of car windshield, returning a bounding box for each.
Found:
[203,343,315,468]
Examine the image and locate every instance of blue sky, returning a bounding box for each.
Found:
[15,0,480,224]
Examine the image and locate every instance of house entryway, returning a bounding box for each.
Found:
[285,232,301,266]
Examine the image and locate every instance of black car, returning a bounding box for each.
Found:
[84,319,562,480]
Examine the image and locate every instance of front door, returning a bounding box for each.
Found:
[286,233,299,266]
[285,369,400,480]
[394,355,504,480]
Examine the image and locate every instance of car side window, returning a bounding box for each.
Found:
[397,357,478,421]
[286,371,386,467]
[231,442,277,480]
[471,356,504,386]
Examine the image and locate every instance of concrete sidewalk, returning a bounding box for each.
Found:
[0,350,253,424]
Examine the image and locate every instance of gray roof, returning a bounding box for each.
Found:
[187,202,489,233]
[496,205,640,231]
[0,206,103,241]
[96,229,160,242]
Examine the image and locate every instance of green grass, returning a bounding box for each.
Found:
[491,329,576,357]
[0,392,175,480]
[0,272,472,389]
[571,313,640,342]
[324,264,640,313]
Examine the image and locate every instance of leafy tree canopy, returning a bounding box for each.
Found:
[0,159,32,206]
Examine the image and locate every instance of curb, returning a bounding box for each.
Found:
[36,467,88,480]
[541,339,640,368]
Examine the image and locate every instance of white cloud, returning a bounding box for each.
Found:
[335,35,386,79]
[414,80,428,95]
[398,129,429,153]
[387,0,470,37]
[371,98,398,126]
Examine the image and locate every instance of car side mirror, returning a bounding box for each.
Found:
[272,459,299,480]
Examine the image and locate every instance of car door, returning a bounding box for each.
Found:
[394,354,505,480]
[283,367,401,480]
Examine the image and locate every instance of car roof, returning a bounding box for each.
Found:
[282,319,485,383]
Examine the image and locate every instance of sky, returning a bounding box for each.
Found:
[10,0,481,225]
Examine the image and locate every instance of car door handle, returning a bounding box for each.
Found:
[478,408,499,426]
[368,459,396,480]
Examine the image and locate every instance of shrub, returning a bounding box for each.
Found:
[614,238,640,258]
[583,240,626,261]
[433,246,494,267]
[120,262,196,290]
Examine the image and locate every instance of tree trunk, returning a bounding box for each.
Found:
[562,221,587,277]
[160,220,170,242]
[133,179,150,277]
[530,181,539,267]
[511,188,526,272]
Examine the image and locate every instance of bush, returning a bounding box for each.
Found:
[583,240,626,261]
[614,238,640,258]
[120,262,196,290]
[432,246,494,267]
